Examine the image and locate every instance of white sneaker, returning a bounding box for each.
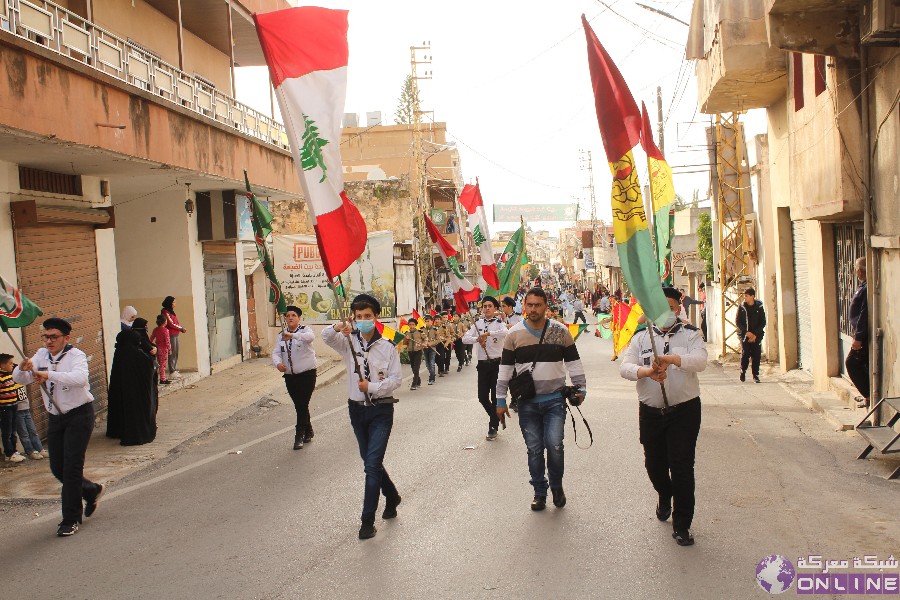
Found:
[7,452,25,463]
[171,371,182,379]
[39,449,49,458]
[29,451,43,460]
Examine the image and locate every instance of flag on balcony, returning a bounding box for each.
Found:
[582,15,672,328]
[245,172,287,315]
[640,102,675,286]
[254,7,366,280]
[486,225,526,297]
[458,181,500,289]
[0,275,43,331]
[374,320,405,346]
[424,213,481,315]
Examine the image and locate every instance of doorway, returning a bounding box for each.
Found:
[205,269,240,365]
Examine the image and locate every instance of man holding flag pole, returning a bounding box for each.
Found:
[582,16,708,547]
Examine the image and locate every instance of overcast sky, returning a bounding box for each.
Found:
[237,1,765,234]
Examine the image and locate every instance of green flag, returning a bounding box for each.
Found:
[486,226,526,296]
[0,275,43,331]
[245,171,287,315]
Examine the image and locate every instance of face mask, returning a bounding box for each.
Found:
[355,320,375,334]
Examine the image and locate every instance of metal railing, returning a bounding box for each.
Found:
[0,0,289,151]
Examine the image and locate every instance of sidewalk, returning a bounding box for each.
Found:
[0,357,342,500]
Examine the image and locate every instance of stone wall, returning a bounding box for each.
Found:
[270,178,414,242]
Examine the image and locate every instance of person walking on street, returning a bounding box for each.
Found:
[698,283,708,341]
[12,318,104,537]
[619,286,707,547]
[736,288,766,383]
[845,257,869,407]
[405,318,425,390]
[161,296,187,379]
[322,294,402,540]
[273,306,317,450]
[462,296,509,441]
[496,288,586,511]
[573,297,588,327]
[422,315,438,385]
[501,296,523,327]
[451,314,468,372]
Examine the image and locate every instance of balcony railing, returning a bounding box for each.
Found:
[0,0,289,151]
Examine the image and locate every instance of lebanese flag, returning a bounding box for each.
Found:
[458,181,500,289]
[254,7,366,279]
[423,213,481,314]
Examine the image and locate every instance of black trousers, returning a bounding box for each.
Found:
[740,340,762,376]
[574,310,587,324]
[700,313,707,341]
[47,403,100,523]
[476,360,501,431]
[639,398,701,532]
[284,370,316,437]
[408,350,423,386]
[0,405,17,457]
[845,346,870,399]
[436,344,451,373]
[453,339,467,367]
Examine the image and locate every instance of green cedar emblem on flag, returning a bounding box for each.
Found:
[473,224,486,246]
[0,275,43,331]
[245,171,287,314]
[300,114,329,183]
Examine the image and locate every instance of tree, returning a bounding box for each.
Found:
[394,75,419,125]
[697,212,714,279]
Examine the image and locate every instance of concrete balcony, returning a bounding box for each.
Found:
[689,0,788,113]
[766,0,861,59]
[597,244,620,269]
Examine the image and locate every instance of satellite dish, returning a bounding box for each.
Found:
[366,167,387,181]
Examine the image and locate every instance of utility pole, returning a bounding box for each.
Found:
[656,86,665,157]
[410,42,434,309]
[579,149,598,288]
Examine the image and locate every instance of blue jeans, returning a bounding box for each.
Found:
[423,348,437,382]
[16,408,43,453]
[348,401,399,522]
[517,397,566,496]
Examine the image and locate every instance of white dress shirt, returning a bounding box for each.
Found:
[272,325,317,374]
[322,326,402,403]
[12,346,93,415]
[462,317,508,361]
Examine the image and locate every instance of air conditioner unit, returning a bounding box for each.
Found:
[366,111,382,127]
[861,0,900,44]
[342,113,358,128]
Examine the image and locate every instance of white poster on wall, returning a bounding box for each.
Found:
[273,231,396,322]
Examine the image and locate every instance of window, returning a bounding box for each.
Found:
[18,167,82,196]
[792,53,804,111]
[814,55,826,96]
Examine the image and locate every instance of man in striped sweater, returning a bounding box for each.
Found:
[496,287,587,511]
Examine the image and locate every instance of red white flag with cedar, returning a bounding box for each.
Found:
[424,213,481,314]
[254,7,366,279]
[458,181,500,289]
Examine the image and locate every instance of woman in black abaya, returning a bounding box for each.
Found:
[107,319,157,446]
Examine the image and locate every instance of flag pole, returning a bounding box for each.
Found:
[328,275,372,404]
[4,329,28,360]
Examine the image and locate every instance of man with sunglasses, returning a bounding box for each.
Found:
[13,317,103,537]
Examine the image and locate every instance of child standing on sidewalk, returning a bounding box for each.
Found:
[0,354,26,463]
[151,314,171,385]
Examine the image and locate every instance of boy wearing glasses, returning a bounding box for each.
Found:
[13,317,104,537]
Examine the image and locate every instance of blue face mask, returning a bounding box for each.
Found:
[355,320,375,334]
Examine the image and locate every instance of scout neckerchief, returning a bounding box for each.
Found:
[43,344,73,415]
[353,329,383,405]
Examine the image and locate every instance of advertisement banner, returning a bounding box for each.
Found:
[493,203,579,222]
[273,231,396,322]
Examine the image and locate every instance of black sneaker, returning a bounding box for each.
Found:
[293,436,304,450]
[84,483,104,518]
[457,366,463,372]
[486,428,498,441]
[739,371,746,382]
[531,496,547,511]
[359,521,377,539]
[382,495,401,519]
[303,430,314,444]
[673,528,695,546]
[410,385,419,391]
[428,380,434,385]
[753,375,761,383]
[57,521,78,537]
[551,487,567,508]
[656,497,672,521]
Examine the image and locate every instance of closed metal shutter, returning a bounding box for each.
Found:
[792,221,813,371]
[13,224,108,435]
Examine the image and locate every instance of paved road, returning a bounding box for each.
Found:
[2,332,898,599]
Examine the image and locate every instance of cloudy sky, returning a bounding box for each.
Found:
[237,0,764,233]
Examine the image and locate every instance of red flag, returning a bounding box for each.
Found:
[430,308,438,318]
[639,102,664,161]
[458,182,500,289]
[412,309,422,321]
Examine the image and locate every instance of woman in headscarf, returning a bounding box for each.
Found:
[120,306,137,331]
[161,296,187,378]
[107,320,158,446]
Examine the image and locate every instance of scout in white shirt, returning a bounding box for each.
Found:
[273,305,317,450]
[13,318,104,537]
[321,294,401,541]
[462,296,508,440]
[619,287,707,548]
